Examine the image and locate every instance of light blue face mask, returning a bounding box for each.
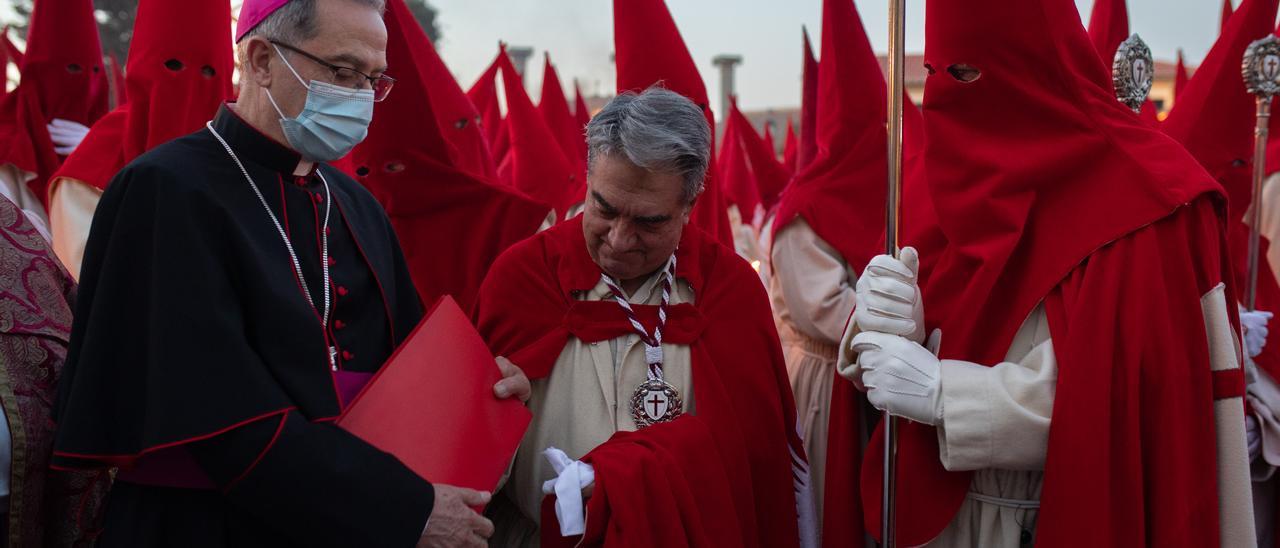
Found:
[266,44,374,162]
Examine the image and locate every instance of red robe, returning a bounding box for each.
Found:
[473,216,804,548]
[839,0,1247,543]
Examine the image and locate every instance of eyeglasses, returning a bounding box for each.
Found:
[270,41,395,102]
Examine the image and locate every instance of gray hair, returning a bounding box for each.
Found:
[586,87,712,204]
[236,0,386,66]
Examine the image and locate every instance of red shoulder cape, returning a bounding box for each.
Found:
[473,216,804,548]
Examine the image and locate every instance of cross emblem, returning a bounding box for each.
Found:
[1266,56,1280,80]
[647,392,666,418]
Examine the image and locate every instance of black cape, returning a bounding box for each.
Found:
[52,106,433,547]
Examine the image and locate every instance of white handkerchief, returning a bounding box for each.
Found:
[541,447,595,536]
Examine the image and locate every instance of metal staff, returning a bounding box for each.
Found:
[883,0,906,545]
[1243,36,1280,311]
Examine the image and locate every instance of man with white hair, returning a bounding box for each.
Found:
[50,1,527,546]
[474,87,810,547]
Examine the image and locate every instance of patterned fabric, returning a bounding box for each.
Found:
[0,196,106,547]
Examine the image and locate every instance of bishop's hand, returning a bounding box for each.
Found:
[855,247,926,344]
[493,357,531,402]
[418,485,493,548]
[851,331,943,426]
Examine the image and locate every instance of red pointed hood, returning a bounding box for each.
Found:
[13,0,108,124]
[350,0,550,310]
[1086,0,1130,65]
[1,27,23,68]
[772,0,887,275]
[410,14,498,182]
[1223,0,1236,32]
[573,80,591,130]
[762,123,775,155]
[498,50,577,215]
[732,106,790,212]
[613,0,731,246]
[782,119,798,173]
[56,0,234,193]
[108,53,127,107]
[797,27,819,173]
[613,0,707,106]
[468,51,505,149]
[0,0,109,207]
[1164,0,1280,220]
[1174,48,1190,99]
[539,54,588,206]
[718,99,759,219]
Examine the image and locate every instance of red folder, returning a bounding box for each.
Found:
[338,296,531,493]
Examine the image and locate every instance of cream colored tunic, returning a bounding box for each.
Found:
[0,164,52,243]
[1261,172,1280,279]
[728,205,767,277]
[46,176,101,280]
[496,267,696,546]
[1247,357,1280,548]
[770,218,857,531]
[838,283,1254,547]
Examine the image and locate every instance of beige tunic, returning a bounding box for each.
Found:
[0,164,51,243]
[46,176,101,281]
[838,283,1254,547]
[1247,357,1280,547]
[1261,172,1280,279]
[495,268,696,546]
[728,205,767,277]
[770,218,857,533]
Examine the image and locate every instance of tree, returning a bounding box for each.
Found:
[5,0,441,63]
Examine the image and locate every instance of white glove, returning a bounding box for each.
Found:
[47,118,90,156]
[851,331,942,425]
[1241,307,1273,359]
[855,247,926,344]
[540,447,595,537]
[1247,414,1262,461]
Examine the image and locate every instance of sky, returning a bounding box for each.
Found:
[427,0,1251,115]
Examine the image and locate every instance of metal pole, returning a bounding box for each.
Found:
[1242,35,1280,310]
[1248,95,1271,311]
[883,0,906,545]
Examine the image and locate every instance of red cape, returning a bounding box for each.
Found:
[351,0,548,312]
[473,216,804,548]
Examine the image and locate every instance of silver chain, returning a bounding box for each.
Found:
[205,121,334,361]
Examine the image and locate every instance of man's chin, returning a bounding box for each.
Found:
[597,257,641,280]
